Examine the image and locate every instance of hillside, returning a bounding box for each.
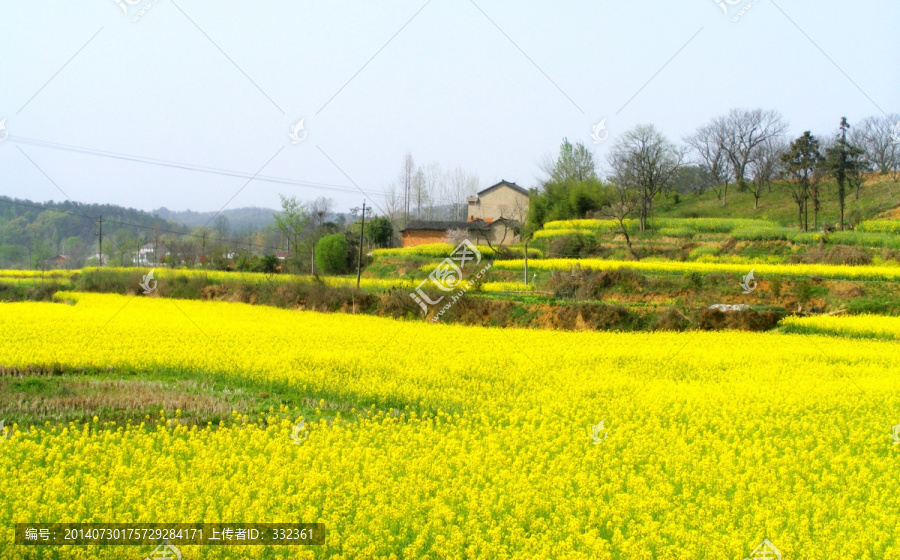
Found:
[153,206,279,231]
[654,173,898,227]
[0,196,186,269]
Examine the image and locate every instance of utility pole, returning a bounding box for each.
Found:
[356,201,366,289]
[523,238,528,287]
[97,216,103,266]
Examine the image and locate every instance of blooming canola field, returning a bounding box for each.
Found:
[1,293,900,558]
[780,313,900,341]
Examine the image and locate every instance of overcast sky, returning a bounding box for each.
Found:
[2,1,897,215]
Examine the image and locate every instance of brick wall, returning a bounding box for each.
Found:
[401,230,450,247]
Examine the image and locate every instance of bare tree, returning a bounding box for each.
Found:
[421,162,443,220]
[411,169,427,220]
[854,115,900,175]
[749,138,785,210]
[479,219,518,259]
[446,166,479,221]
[854,114,900,201]
[382,181,405,243]
[505,194,530,224]
[400,153,416,226]
[598,181,639,258]
[712,108,788,202]
[685,123,734,205]
[443,228,469,246]
[607,124,683,232]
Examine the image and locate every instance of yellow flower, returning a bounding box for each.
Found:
[0,291,898,558]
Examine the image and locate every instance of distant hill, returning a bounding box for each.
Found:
[153,206,278,231]
[153,206,367,232]
[0,196,185,269]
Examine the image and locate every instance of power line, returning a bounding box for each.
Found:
[8,136,477,208]
[9,135,386,198]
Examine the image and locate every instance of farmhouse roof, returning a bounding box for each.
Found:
[476,180,528,196]
[401,220,491,232]
[401,218,521,233]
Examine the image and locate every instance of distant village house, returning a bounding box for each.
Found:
[401,180,529,248]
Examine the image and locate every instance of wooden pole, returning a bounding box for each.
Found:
[97,216,103,266]
[524,238,528,287]
[356,202,366,289]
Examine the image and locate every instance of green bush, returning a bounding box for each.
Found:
[251,254,279,274]
[731,226,792,241]
[683,271,704,289]
[659,227,695,238]
[315,234,352,275]
[548,233,597,258]
[688,245,719,260]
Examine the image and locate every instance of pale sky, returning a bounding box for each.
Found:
[2,0,897,215]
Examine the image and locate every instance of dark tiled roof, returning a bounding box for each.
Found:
[401,218,520,233]
[401,220,490,232]
[477,180,529,196]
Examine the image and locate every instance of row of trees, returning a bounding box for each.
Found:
[529,109,899,248]
[380,155,481,228]
[684,109,893,230]
[272,194,393,275]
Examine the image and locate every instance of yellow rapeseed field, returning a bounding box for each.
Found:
[781,313,900,341]
[492,257,900,281]
[1,293,900,558]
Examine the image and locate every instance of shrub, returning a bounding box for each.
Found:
[548,233,597,258]
[683,271,704,290]
[770,277,783,297]
[315,234,352,275]
[795,279,813,303]
[697,308,782,331]
[658,227,694,239]
[826,245,873,266]
[789,245,872,266]
[731,226,792,241]
[653,308,690,331]
[251,254,279,274]
[688,245,719,260]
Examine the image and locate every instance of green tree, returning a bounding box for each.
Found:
[273,195,308,260]
[542,138,597,183]
[782,131,822,231]
[366,216,393,248]
[314,234,351,275]
[526,178,607,231]
[824,117,865,230]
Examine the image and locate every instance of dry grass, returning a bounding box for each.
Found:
[0,376,242,425]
